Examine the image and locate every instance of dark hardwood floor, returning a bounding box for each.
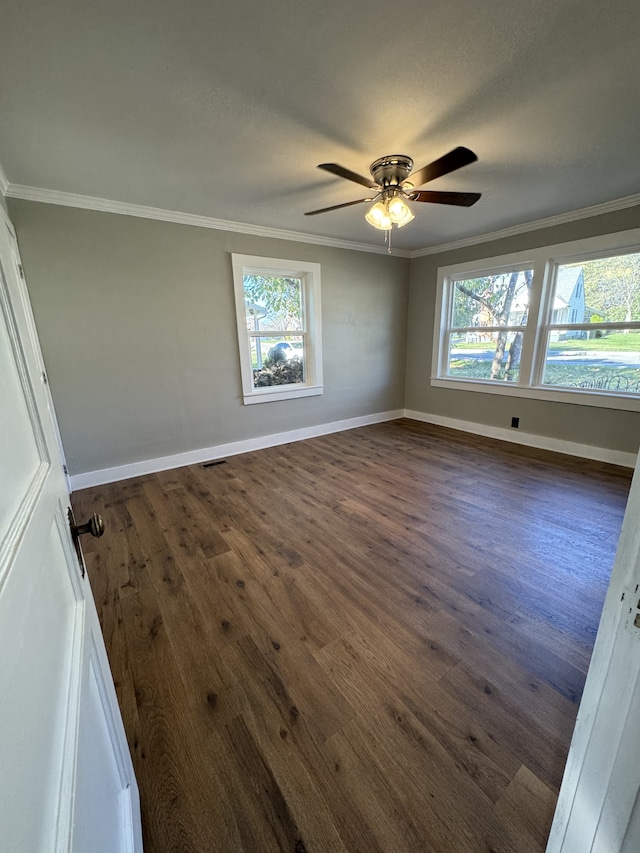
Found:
[73,419,632,852]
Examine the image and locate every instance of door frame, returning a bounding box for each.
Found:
[0,207,143,852]
[548,453,640,851]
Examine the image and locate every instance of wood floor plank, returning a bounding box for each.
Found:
[304,564,458,683]
[440,662,571,792]
[316,628,512,804]
[495,765,558,849]
[72,419,632,852]
[429,606,580,732]
[505,606,593,673]
[427,597,587,704]
[477,563,606,649]
[225,544,344,652]
[210,550,356,743]
[221,712,345,853]
[143,548,246,727]
[117,560,245,850]
[344,700,543,853]
[321,722,445,852]
[220,635,351,852]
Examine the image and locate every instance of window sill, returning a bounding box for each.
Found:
[430,377,640,412]
[242,384,324,405]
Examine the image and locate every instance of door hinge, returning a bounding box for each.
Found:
[18,263,24,279]
[42,371,48,384]
[623,583,640,638]
[63,464,68,475]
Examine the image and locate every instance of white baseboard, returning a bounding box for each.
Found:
[70,405,636,491]
[404,409,637,469]
[69,409,405,490]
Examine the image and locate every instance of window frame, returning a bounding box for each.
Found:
[443,263,535,385]
[431,228,640,412]
[231,254,323,405]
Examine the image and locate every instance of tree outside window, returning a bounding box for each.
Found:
[446,269,532,382]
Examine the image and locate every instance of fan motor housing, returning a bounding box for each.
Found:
[369,155,414,187]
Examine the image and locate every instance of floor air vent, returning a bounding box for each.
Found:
[201,459,228,468]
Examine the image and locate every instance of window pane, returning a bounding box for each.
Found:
[541,329,640,394]
[447,330,523,382]
[451,270,532,329]
[244,275,303,332]
[553,253,640,326]
[251,335,305,387]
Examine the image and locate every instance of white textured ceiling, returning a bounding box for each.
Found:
[1,0,640,251]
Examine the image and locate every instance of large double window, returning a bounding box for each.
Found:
[232,254,323,404]
[433,229,640,410]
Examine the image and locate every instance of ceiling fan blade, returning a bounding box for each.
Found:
[304,198,374,216]
[406,147,478,188]
[410,190,481,207]
[317,163,379,190]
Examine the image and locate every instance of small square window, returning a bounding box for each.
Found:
[232,255,323,404]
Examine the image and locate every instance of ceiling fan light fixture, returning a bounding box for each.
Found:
[387,195,414,227]
[365,195,414,230]
[365,200,392,230]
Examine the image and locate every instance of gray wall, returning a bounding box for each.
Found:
[9,197,640,477]
[406,206,640,456]
[9,200,409,475]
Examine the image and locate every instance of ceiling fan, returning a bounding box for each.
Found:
[305,146,481,234]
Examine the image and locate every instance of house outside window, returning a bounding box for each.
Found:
[232,254,323,405]
[541,254,640,394]
[432,229,640,411]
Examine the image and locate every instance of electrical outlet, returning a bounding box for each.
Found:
[511,417,520,428]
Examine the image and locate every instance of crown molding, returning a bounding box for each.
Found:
[0,161,8,196]
[5,182,412,257]
[409,192,640,258]
[6,178,639,260]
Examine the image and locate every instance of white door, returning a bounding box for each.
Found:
[548,453,640,852]
[0,211,142,853]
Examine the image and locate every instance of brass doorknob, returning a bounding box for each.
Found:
[72,512,105,539]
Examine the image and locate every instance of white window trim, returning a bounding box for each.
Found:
[231,254,323,405]
[432,227,640,413]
